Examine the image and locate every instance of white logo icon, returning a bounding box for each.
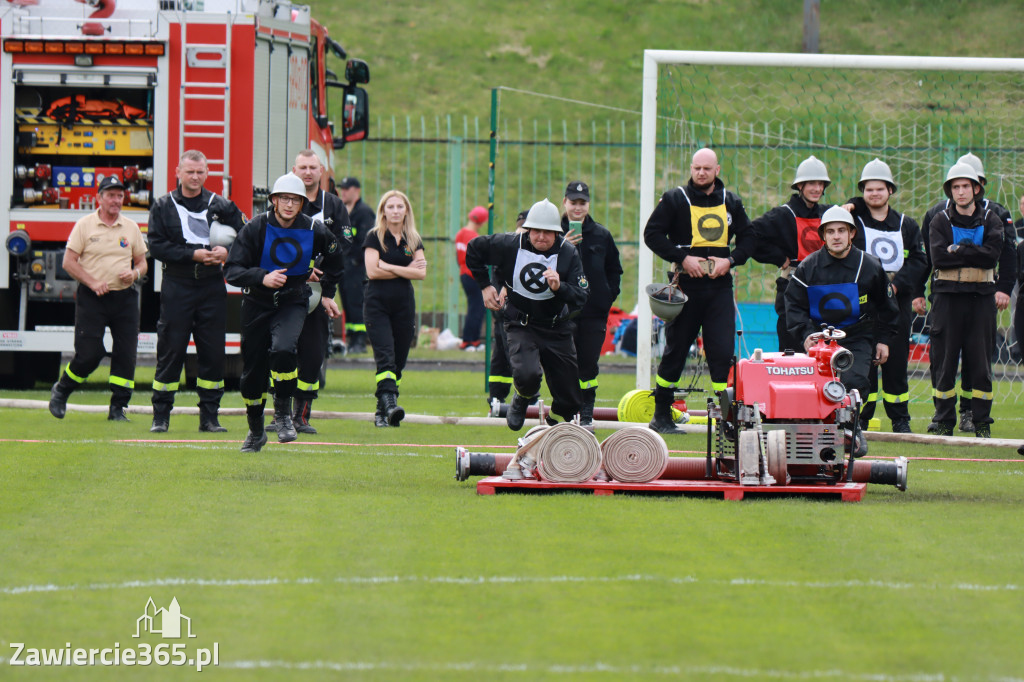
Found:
[576,184,583,191]
[134,597,196,639]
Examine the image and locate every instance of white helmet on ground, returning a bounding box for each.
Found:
[956,152,985,182]
[817,205,856,240]
[791,155,831,190]
[269,173,307,202]
[522,198,562,232]
[858,158,897,193]
[943,162,982,199]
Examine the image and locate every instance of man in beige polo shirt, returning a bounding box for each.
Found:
[49,175,148,421]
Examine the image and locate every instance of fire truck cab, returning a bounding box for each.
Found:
[0,0,368,387]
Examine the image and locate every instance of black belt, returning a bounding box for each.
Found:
[163,262,223,280]
[243,286,307,307]
[504,303,565,329]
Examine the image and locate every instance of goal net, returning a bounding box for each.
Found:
[638,50,1024,407]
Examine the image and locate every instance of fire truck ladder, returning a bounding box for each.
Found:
[178,12,233,197]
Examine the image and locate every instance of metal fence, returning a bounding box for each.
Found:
[334,112,1022,404]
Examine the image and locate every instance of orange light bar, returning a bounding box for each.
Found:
[3,39,164,57]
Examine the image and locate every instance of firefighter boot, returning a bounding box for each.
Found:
[958,410,975,433]
[891,418,911,434]
[274,396,297,443]
[506,390,531,431]
[240,405,268,453]
[974,422,991,438]
[198,400,227,433]
[648,387,683,435]
[382,391,404,427]
[374,395,389,428]
[151,405,170,433]
[49,380,73,420]
[293,398,317,435]
[108,401,130,422]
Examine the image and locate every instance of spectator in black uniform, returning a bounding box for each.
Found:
[363,190,426,427]
[643,148,754,434]
[560,181,622,426]
[338,177,373,354]
[844,158,927,434]
[467,198,589,431]
[924,163,1003,438]
[486,209,529,410]
[225,174,343,453]
[912,152,1017,433]
[785,206,900,456]
[147,150,246,433]
[287,149,350,434]
[752,155,834,352]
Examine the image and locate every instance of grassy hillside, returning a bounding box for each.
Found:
[312,0,1024,124]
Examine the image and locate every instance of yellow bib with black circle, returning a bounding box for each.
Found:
[679,187,729,248]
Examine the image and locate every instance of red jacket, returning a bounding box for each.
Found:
[455,226,479,277]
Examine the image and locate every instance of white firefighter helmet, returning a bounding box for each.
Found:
[522,198,562,232]
[208,220,237,248]
[858,158,897,193]
[943,162,981,199]
[269,173,307,202]
[791,155,831,190]
[306,281,323,314]
[817,205,856,240]
[645,283,688,322]
[956,152,986,181]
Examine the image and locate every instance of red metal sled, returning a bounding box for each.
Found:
[476,476,866,502]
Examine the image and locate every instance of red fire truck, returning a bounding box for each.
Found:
[0,0,369,387]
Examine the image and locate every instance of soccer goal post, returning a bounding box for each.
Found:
[637,49,1024,398]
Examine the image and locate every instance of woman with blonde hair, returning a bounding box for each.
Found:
[363,190,427,426]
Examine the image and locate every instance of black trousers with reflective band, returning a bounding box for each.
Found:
[152,275,226,409]
[364,280,416,396]
[66,285,139,407]
[506,321,580,421]
[239,297,306,403]
[295,304,329,401]
[860,294,912,422]
[930,292,995,426]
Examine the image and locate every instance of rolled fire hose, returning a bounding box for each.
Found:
[535,423,603,483]
[456,449,907,491]
[616,389,687,424]
[599,427,669,483]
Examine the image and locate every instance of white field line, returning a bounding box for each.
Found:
[0,657,1013,681]
[198,659,1024,681]
[2,574,1019,597]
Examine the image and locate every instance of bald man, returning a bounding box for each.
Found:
[643,147,756,434]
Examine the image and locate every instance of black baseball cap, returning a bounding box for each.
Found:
[338,177,360,189]
[565,181,590,201]
[97,175,125,192]
[516,209,530,223]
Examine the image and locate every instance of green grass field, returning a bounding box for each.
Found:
[2,362,1023,680]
